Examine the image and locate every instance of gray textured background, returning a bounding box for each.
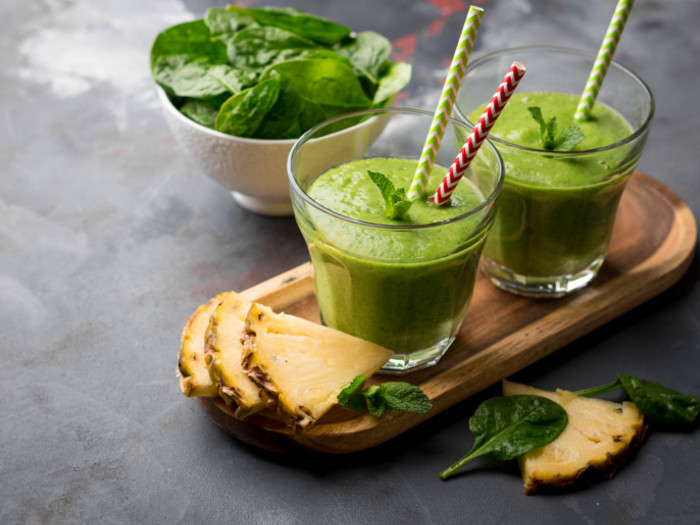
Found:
[2,0,699,523]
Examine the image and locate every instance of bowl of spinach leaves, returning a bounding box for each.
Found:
[151,5,411,215]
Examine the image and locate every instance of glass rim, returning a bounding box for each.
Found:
[454,45,656,156]
[287,107,505,231]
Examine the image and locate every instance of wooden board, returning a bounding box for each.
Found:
[198,172,696,454]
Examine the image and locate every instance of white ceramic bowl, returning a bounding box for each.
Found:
[157,87,389,216]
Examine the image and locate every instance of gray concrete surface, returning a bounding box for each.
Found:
[2,0,699,523]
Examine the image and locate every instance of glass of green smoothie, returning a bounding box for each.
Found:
[455,46,654,297]
[288,107,504,373]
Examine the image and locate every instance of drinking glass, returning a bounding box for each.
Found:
[288,107,504,373]
[456,46,654,297]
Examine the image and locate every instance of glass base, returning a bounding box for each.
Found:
[482,256,605,299]
[379,336,456,374]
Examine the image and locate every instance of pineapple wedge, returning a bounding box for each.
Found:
[242,303,394,429]
[503,379,647,494]
[178,294,226,398]
[204,292,266,419]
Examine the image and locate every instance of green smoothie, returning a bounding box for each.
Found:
[304,157,490,353]
[469,91,634,277]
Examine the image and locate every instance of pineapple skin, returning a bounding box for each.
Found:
[204,292,267,419]
[178,294,226,398]
[503,379,648,494]
[243,303,394,429]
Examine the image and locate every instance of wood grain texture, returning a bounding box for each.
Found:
[198,172,696,454]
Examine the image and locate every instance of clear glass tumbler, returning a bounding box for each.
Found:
[288,108,504,373]
[455,46,654,297]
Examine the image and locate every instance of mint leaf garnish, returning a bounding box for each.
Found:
[363,384,386,417]
[338,375,433,417]
[528,106,584,152]
[336,375,367,413]
[368,170,413,220]
[556,125,585,151]
[527,106,554,149]
[380,382,433,414]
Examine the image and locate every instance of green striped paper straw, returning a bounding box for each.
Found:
[407,5,484,200]
[575,0,635,122]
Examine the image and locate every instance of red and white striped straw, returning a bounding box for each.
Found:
[432,61,526,206]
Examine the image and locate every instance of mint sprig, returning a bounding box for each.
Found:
[338,375,433,417]
[527,106,584,152]
[368,170,413,220]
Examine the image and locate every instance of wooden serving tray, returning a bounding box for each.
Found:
[199,172,696,454]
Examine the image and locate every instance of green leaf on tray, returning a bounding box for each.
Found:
[440,395,568,480]
[337,375,433,418]
[368,170,414,220]
[373,382,433,415]
[337,375,368,413]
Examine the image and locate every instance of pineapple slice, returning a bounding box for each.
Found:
[503,379,647,494]
[178,294,226,398]
[242,303,394,429]
[204,292,266,419]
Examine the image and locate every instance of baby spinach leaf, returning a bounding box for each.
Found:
[304,49,355,68]
[204,7,254,35]
[153,55,231,99]
[368,170,413,220]
[150,20,227,71]
[573,378,622,398]
[254,75,303,139]
[265,58,373,109]
[617,374,700,425]
[149,6,411,139]
[440,395,568,480]
[179,96,227,128]
[337,31,392,85]
[228,5,352,45]
[215,77,280,137]
[575,374,699,425]
[206,64,257,93]
[295,98,328,134]
[373,62,412,106]
[225,26,319,71]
